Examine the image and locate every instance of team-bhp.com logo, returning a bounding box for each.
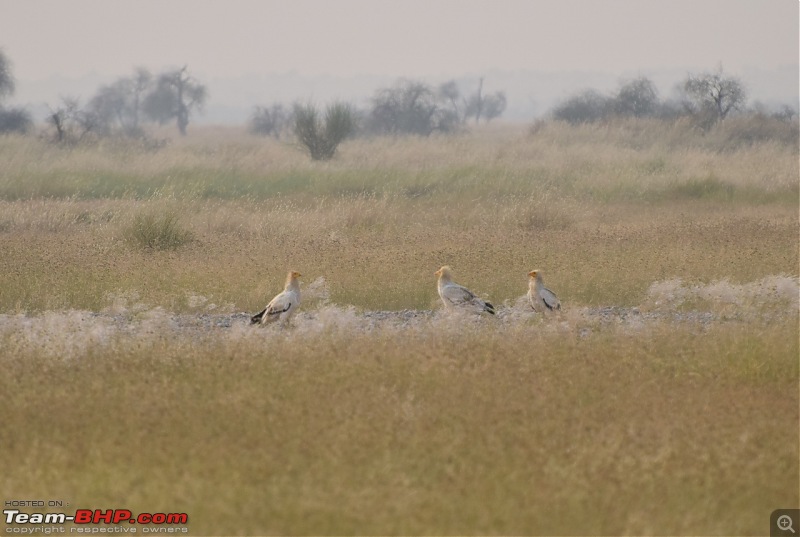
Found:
[4,508,188,530]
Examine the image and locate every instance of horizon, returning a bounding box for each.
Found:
[6,65,798,125]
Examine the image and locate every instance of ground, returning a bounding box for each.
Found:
[0,120,797,534]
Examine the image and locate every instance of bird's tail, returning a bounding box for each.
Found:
[250,308,266,324]
[484,301,496,315]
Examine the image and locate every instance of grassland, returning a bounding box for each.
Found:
[1,119,798,535]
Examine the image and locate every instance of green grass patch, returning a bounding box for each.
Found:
[665,175,736,200]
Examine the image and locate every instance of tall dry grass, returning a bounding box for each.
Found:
[1,121,797,534]
[0,195,795,312]
[1,313,797,534]
[0,120,796,202]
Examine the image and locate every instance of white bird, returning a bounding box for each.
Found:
[251,271,302,326]
[528,269,561,313]
[435,266,495,315]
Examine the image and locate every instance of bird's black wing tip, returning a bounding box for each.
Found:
[250,308,267,324]
[267,302,292,316]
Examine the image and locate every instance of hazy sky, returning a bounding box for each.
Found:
[1,0,797,80]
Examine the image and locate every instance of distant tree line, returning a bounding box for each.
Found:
[250,77,507,159]
[366,77,506,135]
[4,44,510,160]
[0,48,208,142]
[2,46,797,160]
[44,65,208,144]
[250,77,507,138]
[548,66,797,130]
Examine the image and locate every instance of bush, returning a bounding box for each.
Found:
[612,77,659,118]
[125,210,194,250]
[715,113,800,149]
[551,89,612,124]
[293,101,355,160]
[0,107,32,134]
[367,80,458,136]
[250,104,289,138]
[45,97,101,145]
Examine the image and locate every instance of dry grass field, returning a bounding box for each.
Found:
[1,119,798,535]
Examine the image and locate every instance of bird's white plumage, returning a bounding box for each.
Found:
[435,266,495,315]
[252,271,302,326]
[528,270,560,313]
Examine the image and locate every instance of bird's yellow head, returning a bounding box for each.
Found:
[434,266,452,278]
[287,271,302,282]
[528,270,539,279]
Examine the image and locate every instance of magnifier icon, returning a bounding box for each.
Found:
[778,515,796,534]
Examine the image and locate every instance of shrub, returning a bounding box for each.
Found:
[45,97,101,145]
[293,101,355,160]
[367,80,459,136]
[551,89,612,124]
[125,209,194,250]
[0,107,32,134]
[250,104,289,138]
[612,77,659,118]
[716,113,800,149]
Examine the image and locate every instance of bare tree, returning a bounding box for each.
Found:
[464,78,507,124]
[89,84,126,134]
[682,66,746,123]
[438,80,464,124]
[128,67,151,131]
[250,103,289,138]
[143,66,207,135]
[369,80,438,136]
[89,68,152,135]
[367,79,463,136]
[0,49,33,134]
[0,49,15,100]
[482,91,507,123]
[465,77,485,124]
[46,97,100,144]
